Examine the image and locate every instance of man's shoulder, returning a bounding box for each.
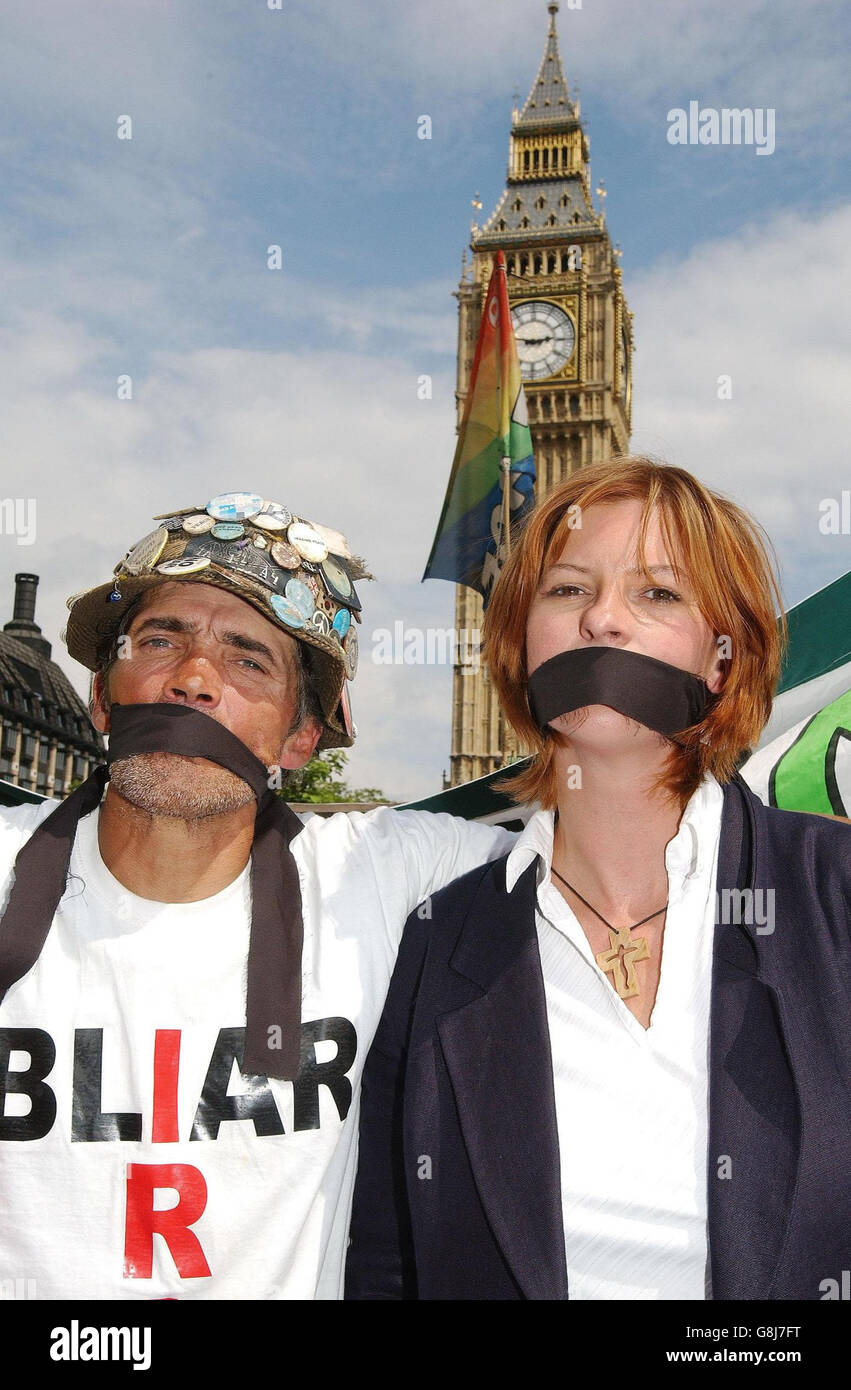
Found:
[294,804,514,857]
[293,803,399,853]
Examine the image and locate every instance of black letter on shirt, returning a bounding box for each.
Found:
[0,1027,56,1140]
[72,1028,143,1142]
[292,1017,357,1131]
[190,1027,285,1141]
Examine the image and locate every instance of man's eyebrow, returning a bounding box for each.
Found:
[132,615,193,635]
[544,563,680,577]
[131,615,283,665]
[220,631,280,664]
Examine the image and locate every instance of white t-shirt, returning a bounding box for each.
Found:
[0,800,515,1300]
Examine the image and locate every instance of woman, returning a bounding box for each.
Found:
[345,457,851,1300]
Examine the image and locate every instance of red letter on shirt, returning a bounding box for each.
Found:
[152,1030,181,1144]
[124,1163,212,1279]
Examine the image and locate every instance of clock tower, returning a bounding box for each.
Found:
[447,0,633,787]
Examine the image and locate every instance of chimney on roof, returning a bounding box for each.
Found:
[4,573,52,659]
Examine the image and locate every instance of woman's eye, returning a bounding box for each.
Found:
[644,587,681,603]
[547,584,583,597]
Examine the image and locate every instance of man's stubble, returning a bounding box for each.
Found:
[108,752,257,820]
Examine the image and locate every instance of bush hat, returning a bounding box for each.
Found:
[63,491,371,750]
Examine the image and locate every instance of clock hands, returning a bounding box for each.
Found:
[519,330,553,349]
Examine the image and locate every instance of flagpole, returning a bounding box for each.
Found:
[497,246,512,564]
[500,451,517,763]
[500,455,512,560]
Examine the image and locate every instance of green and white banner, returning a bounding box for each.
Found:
[738,567,851,814]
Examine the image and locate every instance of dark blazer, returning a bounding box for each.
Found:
[345,773,851,1300]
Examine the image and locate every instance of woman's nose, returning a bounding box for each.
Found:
[578,581,632,643]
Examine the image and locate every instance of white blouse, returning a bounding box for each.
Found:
[504,775,724,1299]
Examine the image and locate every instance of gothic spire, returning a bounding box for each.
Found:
[517,2,573,127]
[475,2,595,244]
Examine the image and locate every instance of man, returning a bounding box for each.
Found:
[0,492,515,1299]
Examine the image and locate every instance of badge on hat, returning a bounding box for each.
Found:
[253,503,293,532]
[157,556,212,576]
[287,522,328,565]
[206,492,264,522]
[122,527,169,575]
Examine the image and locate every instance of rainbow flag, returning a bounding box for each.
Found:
[423,251,535,601]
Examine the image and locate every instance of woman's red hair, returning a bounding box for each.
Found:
[482,457,786,808]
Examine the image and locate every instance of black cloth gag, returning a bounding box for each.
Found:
[527,646,716,738]
[0,702,306,1080]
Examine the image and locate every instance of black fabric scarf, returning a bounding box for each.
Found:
[0,702,306,1080]
[527,646,716,738]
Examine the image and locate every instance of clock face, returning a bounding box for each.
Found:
[511,300,576,381]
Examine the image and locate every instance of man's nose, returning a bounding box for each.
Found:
[163,649,223,707]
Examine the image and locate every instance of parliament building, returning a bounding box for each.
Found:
[0,573,103,802]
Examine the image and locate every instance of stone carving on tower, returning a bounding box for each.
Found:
[447,0,633,787]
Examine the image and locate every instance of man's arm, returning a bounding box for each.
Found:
[345,905,431,1300]
[362,807,518,930]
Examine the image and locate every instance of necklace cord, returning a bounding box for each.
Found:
[550,864,667,933]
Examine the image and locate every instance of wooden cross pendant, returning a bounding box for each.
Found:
[595,926,651,999]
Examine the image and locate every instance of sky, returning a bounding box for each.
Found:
[1,0,849,800]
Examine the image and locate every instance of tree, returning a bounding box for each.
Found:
[281,748,387,804]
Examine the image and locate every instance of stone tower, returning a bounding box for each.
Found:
[448,0,633,787]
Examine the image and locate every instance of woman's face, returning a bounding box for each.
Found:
[525,498,725,745]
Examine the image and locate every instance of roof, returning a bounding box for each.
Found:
[475,5,597,246]
[0,630,103,753]
[0,777,46,806]
[399,760,532,821]
[516,3,575,129]
[479,176,595,240]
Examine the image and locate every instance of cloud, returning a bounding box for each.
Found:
[628,202,851,606]
[282,0,848,152]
